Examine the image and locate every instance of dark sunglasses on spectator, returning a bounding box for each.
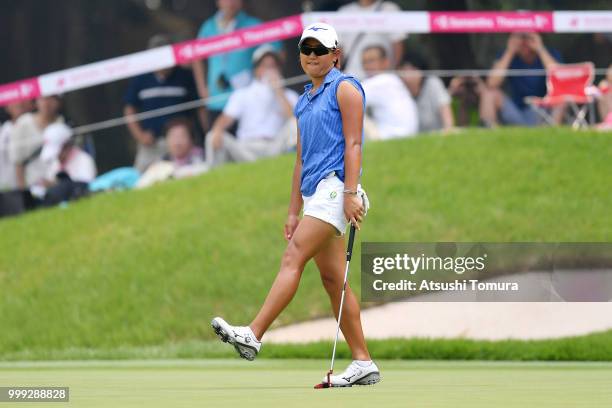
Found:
[299,44,332,56]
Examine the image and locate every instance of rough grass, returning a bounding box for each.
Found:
[2,329,612,362]
[0,127,610,359]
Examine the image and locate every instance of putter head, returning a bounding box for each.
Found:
[313,382,330,389]
[313,370,333,389]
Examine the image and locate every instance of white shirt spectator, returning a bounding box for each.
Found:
[46,147,97,183]
[223,79,298,140]
[0,121,17,191]
[362,72,418,139]
[9,112,63,187]
[416,76,452,132]
[338,1,407,79]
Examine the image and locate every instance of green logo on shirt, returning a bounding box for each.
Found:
[330,191,337,200]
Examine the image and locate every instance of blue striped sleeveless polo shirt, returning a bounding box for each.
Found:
[294,67,366,197]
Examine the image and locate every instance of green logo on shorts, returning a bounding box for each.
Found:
[329,191,337,200]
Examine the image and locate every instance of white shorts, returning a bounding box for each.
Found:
[302,173,370,236]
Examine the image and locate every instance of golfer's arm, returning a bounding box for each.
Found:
[288,128,303,217]
[338,81,363,191]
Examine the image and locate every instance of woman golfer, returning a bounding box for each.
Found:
[212,22,379,387]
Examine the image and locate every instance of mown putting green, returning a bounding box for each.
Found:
[1,359,611,407]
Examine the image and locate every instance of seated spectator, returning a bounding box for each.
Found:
[596,64,612,129]
[164,118,208,179]
[164,118,205,168]
[448,75,485,127]
[136,119,207,189]
[0,100,33,192]
[399,53,455,133]
[206,45,298,168]
[124,34,199,172]
[39,123,97,206]
[9,95,64,193]
[192,0,282,124]
[480,32,562,127]
[360,45,418,139]
[337,0,406,80]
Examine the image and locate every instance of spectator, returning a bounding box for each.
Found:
[206,45,298,167]
[39,123,97,206]
[124,34,199,172]
[193,0,282,124]
[597,64,612,129]
[480,32,562,127]
[399,54,454,133]
[0,100,33,192]
[360,45,418,139]
[136,119,207,188]
[9,95,64,191]
[164,118,205,168]
[448,75,485,127]
[337,0,406,80]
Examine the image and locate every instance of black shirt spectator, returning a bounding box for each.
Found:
[123,67,198,138]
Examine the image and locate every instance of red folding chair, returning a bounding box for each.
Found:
[525,62,595,129]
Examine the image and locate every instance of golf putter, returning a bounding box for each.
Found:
[314,223,357,389]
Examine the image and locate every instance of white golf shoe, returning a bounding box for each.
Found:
[211,317,261,361]
[323,360,381,387]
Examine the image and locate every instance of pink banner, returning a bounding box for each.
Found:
[430,12,553,33]
[173,14,303,64]
[1,11,610,108]
[38,47,175,96]
[554,11,612,32]
[0,78,40,106]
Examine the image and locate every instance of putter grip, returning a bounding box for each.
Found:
[346,224,356,261]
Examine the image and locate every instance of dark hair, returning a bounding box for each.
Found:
[254,52,282,70]
[401,51,429,71]
[164,116,194,140]
[362,44,387,60]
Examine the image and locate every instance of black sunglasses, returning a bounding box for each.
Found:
[299,43,332,56]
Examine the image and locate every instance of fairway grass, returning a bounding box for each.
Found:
[1,359,610,408]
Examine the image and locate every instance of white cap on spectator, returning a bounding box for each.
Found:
[252,44,278,65]
[41,123,72,162]
[298,22,338,49]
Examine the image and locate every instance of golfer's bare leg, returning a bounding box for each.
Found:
[315,234,371,361]
[249,216,336,340]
